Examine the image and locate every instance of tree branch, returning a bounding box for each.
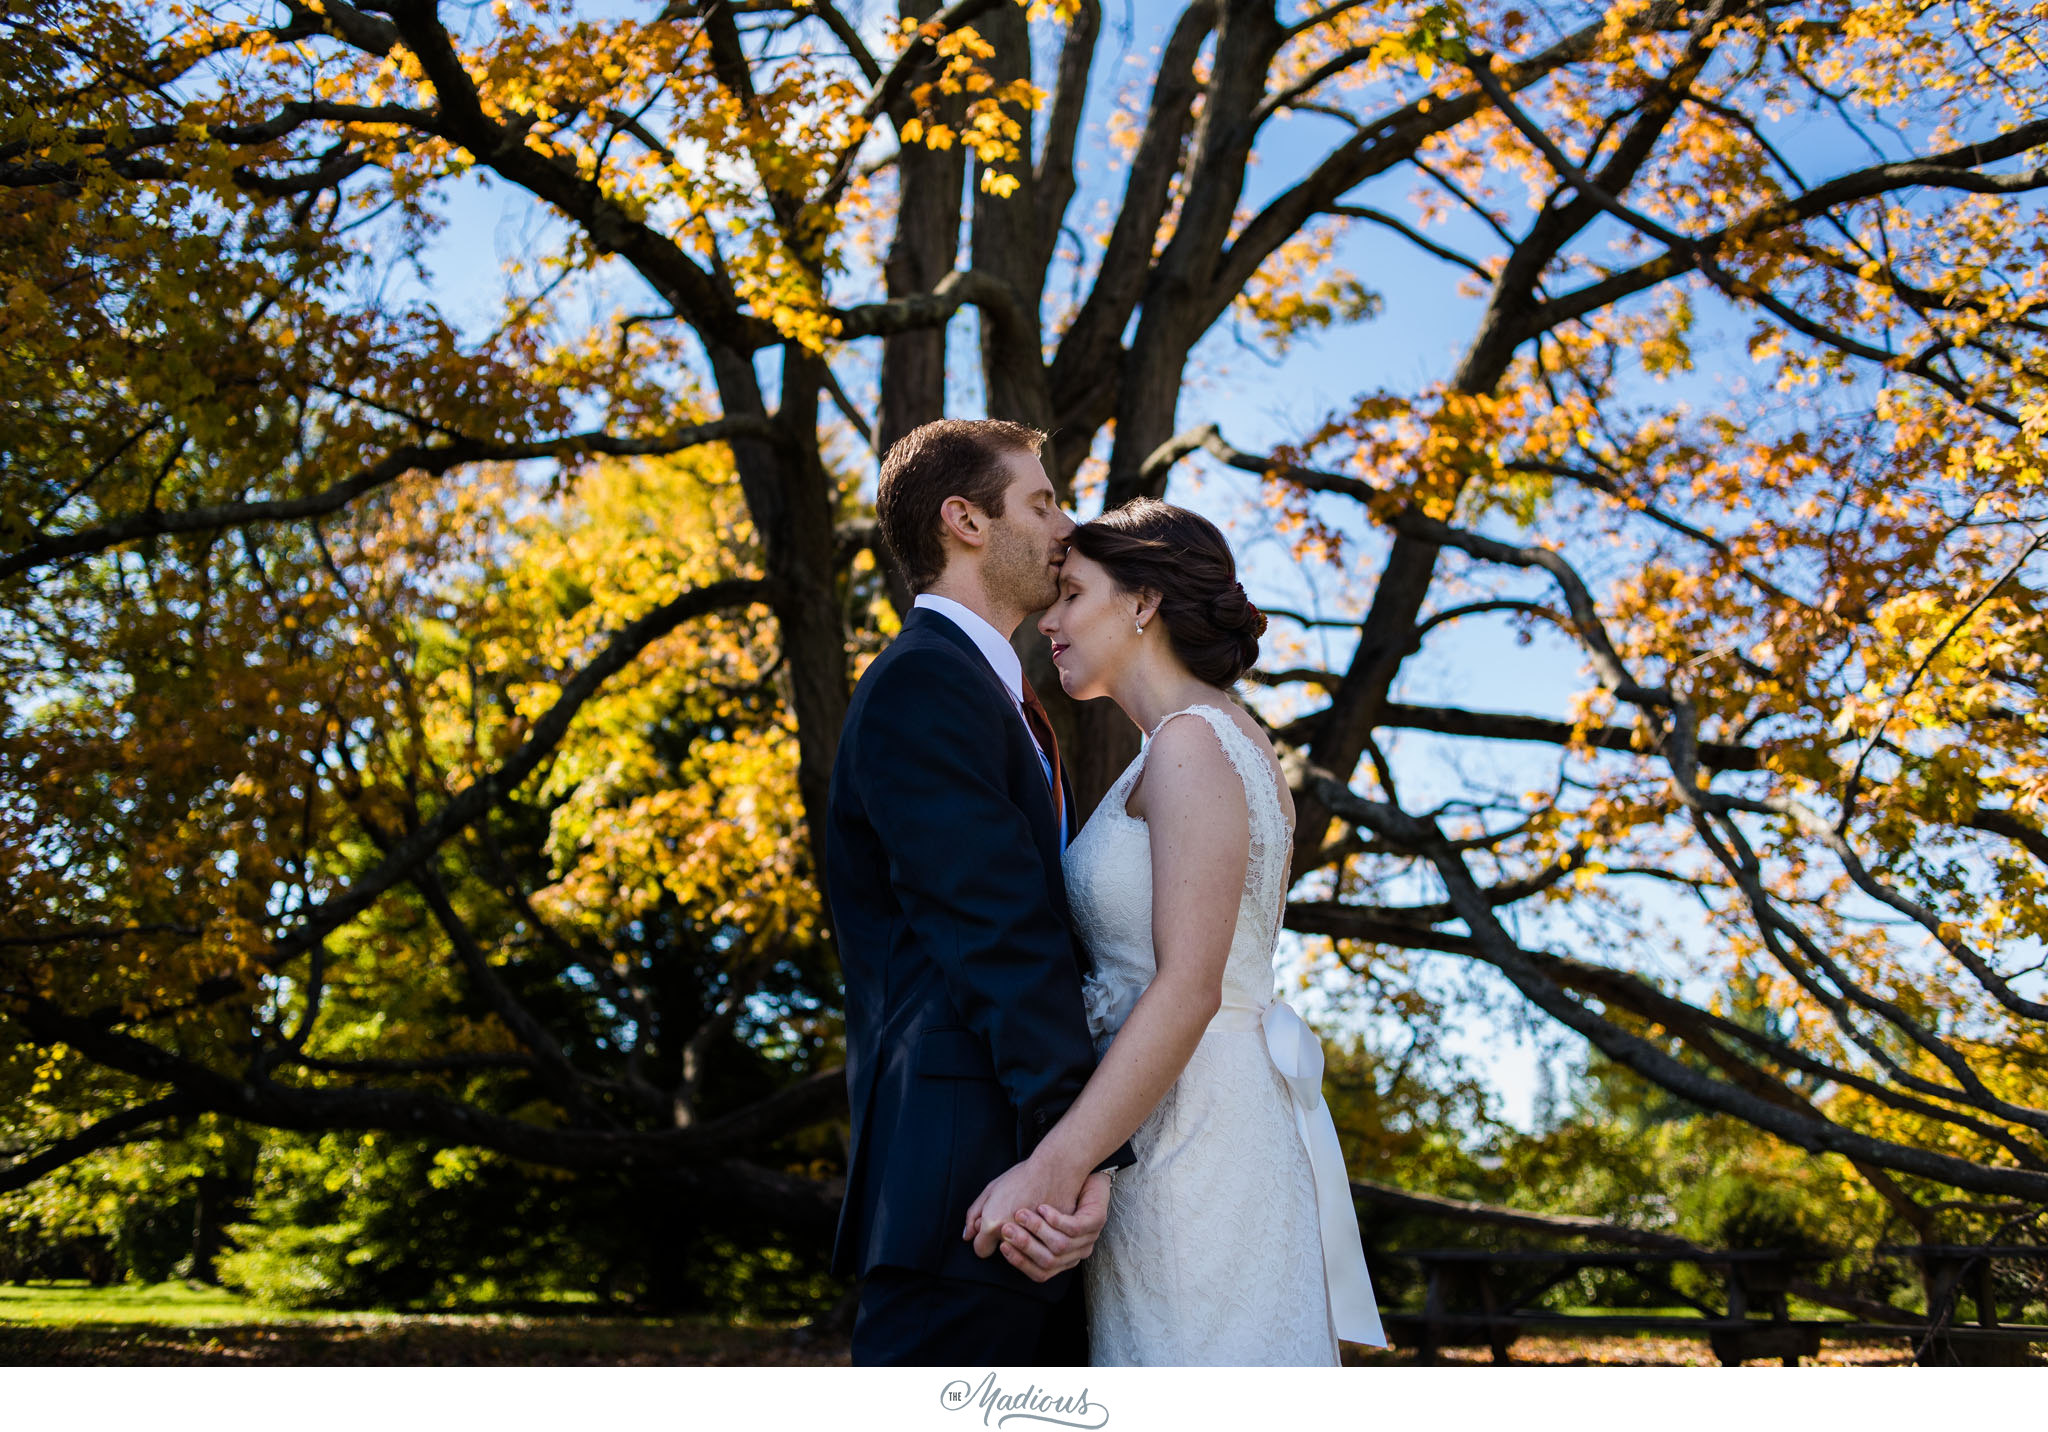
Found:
[833,267,1031,343]
[1,417,777,581]
[266,575,782,968]
[373,1,777,354]
[0,1094,200,1195]
[1373,700,1766,771]
[815,0,1015,206]
[1327,203,1496,282]
[1300,772,2048,1202]
[6,990,839,1230]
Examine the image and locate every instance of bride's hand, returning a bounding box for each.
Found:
[962,1155,1084,1262]
[996,1170,1111,1282]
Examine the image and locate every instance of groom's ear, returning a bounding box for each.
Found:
[938,494,991,549]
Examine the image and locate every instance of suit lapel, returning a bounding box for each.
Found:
[903,610,1086,972]
[903,607,1008,701]
[903,609,1065,849]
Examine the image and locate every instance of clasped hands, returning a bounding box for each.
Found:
[961,1154,1113,1283]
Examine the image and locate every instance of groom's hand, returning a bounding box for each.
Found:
[996,1170,1112,1282]
[964,1156,1085,1262]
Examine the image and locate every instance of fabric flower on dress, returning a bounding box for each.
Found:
[1080,969,1127,1051]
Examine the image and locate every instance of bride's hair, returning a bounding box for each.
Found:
[1066,497,1267,686]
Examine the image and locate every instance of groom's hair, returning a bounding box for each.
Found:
[877,418,1047,592]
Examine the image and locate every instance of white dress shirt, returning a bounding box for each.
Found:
[912,592,1068,845]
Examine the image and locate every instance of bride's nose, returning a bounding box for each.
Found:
[1036,607,1057,637]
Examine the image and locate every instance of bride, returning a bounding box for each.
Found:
[960,497,1386,1366]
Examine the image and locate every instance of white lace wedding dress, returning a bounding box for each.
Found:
[1067,703,1377,1366]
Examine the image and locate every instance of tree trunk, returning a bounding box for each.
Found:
[877,0,967,464]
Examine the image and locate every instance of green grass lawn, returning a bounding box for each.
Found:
[0,1281,325,1326]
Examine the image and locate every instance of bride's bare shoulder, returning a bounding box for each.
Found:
[1142,703,1298,835]
[1126,706,1241,818]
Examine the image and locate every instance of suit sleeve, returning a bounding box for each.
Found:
[851,646,1107,1159]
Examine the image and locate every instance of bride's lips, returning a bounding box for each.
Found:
[1050,642,1070,663]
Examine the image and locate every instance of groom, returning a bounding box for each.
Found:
[826,418,1131,1366]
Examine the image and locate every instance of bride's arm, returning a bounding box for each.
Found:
[966,715,1249,1263]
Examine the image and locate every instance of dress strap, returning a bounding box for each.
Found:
[1144,702,1256,749]
[1145,703,1215,741]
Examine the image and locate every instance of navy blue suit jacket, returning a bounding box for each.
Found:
[826,607,1125,1302]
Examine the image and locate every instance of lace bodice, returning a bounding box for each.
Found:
[1067,703,1294,1045]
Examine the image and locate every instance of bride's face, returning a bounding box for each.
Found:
[1038,550,1143,701]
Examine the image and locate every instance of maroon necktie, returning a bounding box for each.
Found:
[1018,678,1066,833]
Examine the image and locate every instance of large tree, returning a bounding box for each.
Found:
[6,0,2048,1262]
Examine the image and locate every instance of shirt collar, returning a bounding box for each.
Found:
[912,592,1024,702]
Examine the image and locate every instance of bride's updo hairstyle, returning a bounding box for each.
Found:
[1067,497,1268,686]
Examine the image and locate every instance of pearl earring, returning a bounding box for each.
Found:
[1135,620,1145,635]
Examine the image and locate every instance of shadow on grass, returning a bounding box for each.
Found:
[0,1282,850,1365]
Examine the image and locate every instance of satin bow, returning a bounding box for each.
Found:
[1260,997,1388,1348]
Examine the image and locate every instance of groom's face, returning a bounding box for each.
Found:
[980,450,1076,616]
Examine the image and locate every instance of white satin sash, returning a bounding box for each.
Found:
[1209,996,1388,1348]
